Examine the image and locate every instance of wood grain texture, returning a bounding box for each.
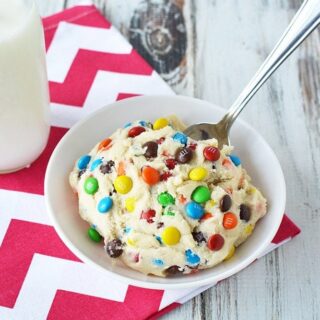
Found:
[35,0,320,319]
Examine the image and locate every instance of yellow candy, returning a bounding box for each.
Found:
[161,226,181,246]
[244,224,254,235]
[224,245,235,261]
[114,175,133,194]
[127,238,136,247]
[153,117,169,130]
[189,167,208,181]
[125,197,136,212]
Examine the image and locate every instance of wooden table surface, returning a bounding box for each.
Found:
[35,1,320,319]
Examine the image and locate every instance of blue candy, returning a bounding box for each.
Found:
[185,249,200,265]
[155,235,163,245]
[172,132,188,145]
[139,120,148,127]
[124,226,132,234]
[185,202,204,219]
[97,197,113,213]
[77,155,91,170]
[90,158,103,171]
[152,258,164,267]
[229,154,241,166]
[124,122,132,128]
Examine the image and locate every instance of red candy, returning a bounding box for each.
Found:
[140,209,156,223]
[165,158,176,170]
[157,137,165,144]
[128,126,146,138]
[203,146,220,161]
[207,234,225,251]
[160,171,172,181]
[188,143,197,151]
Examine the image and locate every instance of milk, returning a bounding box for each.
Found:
[0,0,50,173]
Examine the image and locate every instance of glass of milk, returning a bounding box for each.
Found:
[0,0,50,173]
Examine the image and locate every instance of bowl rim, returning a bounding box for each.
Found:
[44,95,286,289]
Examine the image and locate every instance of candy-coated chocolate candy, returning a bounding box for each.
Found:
[157,192,175,207]
[223,212,238,229]
[140,209,156,223]
[192,231,206,244]
[207,234,224,251]
[90,158,103,171]
[201,212,213,220]
[84,177,99,195]
[185,202,204,219]
[175,147,193,164]
[139,120,148,127]
[240,204,251,221]
[141,166,160,185]
[125,197,136,212]
[229,154,241,166]
[165,265,184,275]
[97,197,113,213]
[189,167,208,181]
[162,226,181,245]
[77,155,91,170]
[88,227,102,242]
[185,249,200,265]
[203,146,220,161]
[220,194,232,212]
[191,186,211,203]
[153,117,169,130]
[224,245,235,260]
[98,138,112,151]
[165,158,176,170]
[100,160,115,174]
[106,239,123,258]
[114,175,133,194]
[172,132,188,145]
[143,141,158,158]
[128,126,146,138]
[160,171,173,181]
[152,258,164,266]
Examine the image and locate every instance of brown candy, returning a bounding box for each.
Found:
[240,204,251,221]
[175,147,193,164]
[165,265,184,276]
[192,231,206,244]
[105,239,123,258]
[100,160,115,174]
[143,141,158,158]
[220,194,232,212]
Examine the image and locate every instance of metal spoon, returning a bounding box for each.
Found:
[184,0,320,147]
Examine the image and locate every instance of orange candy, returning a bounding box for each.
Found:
[178,194,187,204]
[117,161,126,176]
[201,212,213,221]
[223,212,238,229]
[98,138,112,151]
[141,166,160,185]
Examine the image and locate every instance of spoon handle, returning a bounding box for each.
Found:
[221,0,320,131]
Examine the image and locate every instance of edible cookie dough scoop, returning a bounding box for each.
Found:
[184,0,320,147]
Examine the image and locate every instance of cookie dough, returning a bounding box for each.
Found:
[70,116,267,277]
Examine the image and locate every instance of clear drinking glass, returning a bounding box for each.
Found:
[0,0,50,173]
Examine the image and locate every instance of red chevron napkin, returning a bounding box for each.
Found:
[0,5,300,320]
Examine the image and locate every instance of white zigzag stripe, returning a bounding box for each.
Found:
[0,254,128,320]
[50,70,174,128]
[46,22,132,83]
[0,190,49,246]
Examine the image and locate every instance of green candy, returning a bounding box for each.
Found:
[157,192,175,207]
[84,177,99,195]
[191,186,211,204]
[88,227,102,242]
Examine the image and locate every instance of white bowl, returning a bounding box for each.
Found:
[45,95,286,289]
